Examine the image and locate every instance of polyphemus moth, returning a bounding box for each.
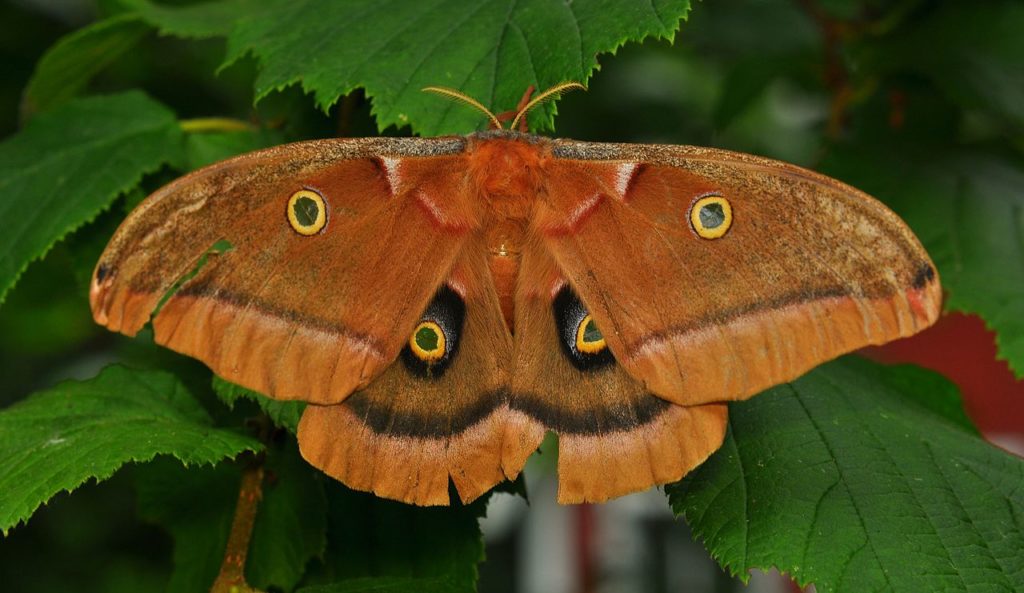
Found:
[90,84,941,506]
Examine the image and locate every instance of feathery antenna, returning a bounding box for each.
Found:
[421,86,502,130]
[509,82,585,131]
[421,82,586,131]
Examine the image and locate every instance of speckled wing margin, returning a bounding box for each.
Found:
[90,137,473,404]
[541,139,942,406]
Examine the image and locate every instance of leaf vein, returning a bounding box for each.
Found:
[789,382,895,592]
[928,443,1017,588]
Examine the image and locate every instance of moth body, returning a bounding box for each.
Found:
[465,135,546,331]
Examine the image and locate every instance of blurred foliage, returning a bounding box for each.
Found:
[0,0,1022,592]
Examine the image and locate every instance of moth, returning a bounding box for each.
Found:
[90,84,941,505]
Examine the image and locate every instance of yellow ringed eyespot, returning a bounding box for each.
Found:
[575,314,607,354]
[287,189,327,235]
[409,321,446,362]
[553,287,614,371]
[690,195,732,239]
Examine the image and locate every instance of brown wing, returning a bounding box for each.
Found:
[534,140,942,406]
[298,241,516,505]
[503,236,728,504]
[90,137,477,404]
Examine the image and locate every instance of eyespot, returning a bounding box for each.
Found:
[554,287,614,371]
[575,314,607,354]
[689,195,732,239]
[409,321,447,362]
[400,286,465,379]
[287,189,327,235]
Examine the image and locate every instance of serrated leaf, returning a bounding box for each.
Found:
[122,0,246,39]
[247,440,328,592]
[668,357,1024,592]
[20,14,151,118]
[822,146,1024,377]
[130,0,692,135]
[0,365,261,535]
[0,91,184,306]
[213,376,304,434]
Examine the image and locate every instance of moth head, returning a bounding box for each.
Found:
[689,195,733,239]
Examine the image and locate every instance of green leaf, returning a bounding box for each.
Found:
[123,0,246,39]
[213,376,305,434]
[20,14,151,118]
[0,365,260,535]
[668,357,1024,592]
[304,483,488,592]
[0,91,184,306]
[299,575,462,593]
[247,440,328,591]
[871,361,979,434]
[182,125,285,170]
[131,0,692,135]
[822,145,1024,377]
[135,459,240,593]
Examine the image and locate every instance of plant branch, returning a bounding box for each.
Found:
[210,458,266,593]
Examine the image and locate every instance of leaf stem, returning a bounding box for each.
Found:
[210,460,266,593]
[180,117,253,133]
